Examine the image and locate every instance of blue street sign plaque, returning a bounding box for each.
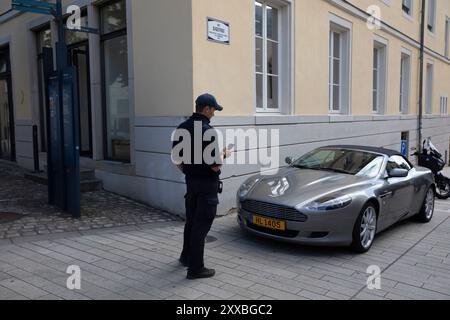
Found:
[12,0,56,16]
[13,1,99,34]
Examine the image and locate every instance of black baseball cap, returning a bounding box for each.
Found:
[196,93,223,111]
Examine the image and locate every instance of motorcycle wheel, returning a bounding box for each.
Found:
[435,177,450,199]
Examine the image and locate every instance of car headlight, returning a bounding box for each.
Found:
[238,177,260,198]
[304,195,352,211]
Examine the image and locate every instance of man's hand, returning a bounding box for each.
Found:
[223,148,232,160]
[210,148,233,173]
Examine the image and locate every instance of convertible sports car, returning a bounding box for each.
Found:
[237,146,436,253]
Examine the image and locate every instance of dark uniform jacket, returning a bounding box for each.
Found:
[173,113,221,181]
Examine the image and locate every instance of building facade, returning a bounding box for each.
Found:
[0,0,449,216]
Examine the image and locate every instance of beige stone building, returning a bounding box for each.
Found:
[0,0,449,215]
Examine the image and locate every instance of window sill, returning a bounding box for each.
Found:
[328,111,347,115]
[402,12,415,22]
[427,29,437,38]
[255,109,282,114]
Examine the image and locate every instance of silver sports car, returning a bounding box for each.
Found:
[237,146,435,253]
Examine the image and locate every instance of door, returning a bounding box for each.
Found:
[68,43,93,157]
[0,47,15,162]
[379,155,414,227]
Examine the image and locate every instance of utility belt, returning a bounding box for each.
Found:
[186,177,223,194]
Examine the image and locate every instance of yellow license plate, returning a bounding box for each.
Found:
[252,215,286,231]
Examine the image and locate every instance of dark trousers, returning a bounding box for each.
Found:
[180,178,219,273]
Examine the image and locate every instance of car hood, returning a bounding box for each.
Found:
[245,167,371,207]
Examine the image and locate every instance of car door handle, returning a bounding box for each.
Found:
[380,191,393,199]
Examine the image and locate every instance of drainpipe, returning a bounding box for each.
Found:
[418,0,426,153]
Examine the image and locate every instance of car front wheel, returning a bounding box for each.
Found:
[351,203,378,253]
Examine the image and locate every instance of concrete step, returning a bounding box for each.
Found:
[39,167,95,181]
[81,168,96,181]
[24,170,102,193]
[26,168,96,181]
[80,179,103,193]
[23,171,48,185]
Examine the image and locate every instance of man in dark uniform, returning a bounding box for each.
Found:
[172,93,230,280]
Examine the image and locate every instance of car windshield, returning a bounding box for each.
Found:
[427,139,440,154]
[292,148,384,178]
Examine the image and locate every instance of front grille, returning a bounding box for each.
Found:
[241,200,308,222]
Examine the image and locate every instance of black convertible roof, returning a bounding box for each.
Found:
[321,145,402,157]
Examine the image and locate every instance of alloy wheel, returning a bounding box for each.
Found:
[424,189,435,220]
[360,206,377,249]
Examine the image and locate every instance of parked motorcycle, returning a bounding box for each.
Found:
[413,138,450,199]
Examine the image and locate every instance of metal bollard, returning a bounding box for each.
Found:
[32,125,41,173]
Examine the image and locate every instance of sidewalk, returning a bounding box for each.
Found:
[1,160,450,300]
[0,198,449,300]
[0,161,179,240]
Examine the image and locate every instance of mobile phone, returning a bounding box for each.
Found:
[227,144,235,150]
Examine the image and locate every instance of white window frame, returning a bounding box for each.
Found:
[373,47,379,112]
[445,17,450,58]
[402,0,413,17]
[373,36,388,114]
[254,0,292,114]
[425,61,434,115]
[427,0,437,34]
[328,14,352,115]
[399,48,411,115]
[440,95,448,115]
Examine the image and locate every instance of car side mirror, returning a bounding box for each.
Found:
[388,168,409,178]
[285,157,294,165]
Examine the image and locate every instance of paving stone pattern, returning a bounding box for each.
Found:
[1,161,450,300]
[0,161,179,239]
[0,199,449,300]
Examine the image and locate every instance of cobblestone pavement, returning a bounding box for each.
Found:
[0,196,449,300]
[0,161,179,239]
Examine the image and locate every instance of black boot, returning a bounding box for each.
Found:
[187,268,216,280]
